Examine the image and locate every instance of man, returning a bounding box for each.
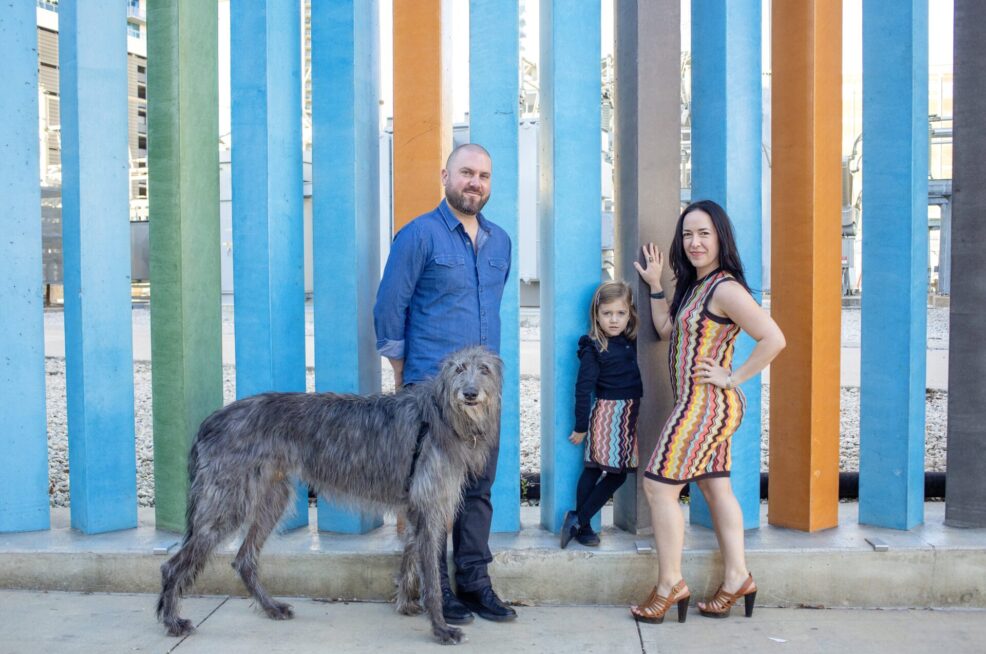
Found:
[374,143,516,624]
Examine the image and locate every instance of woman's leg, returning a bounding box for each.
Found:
[642,477,688,596]
[695,477,749,593]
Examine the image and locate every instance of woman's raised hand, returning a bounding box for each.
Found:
[633,243,664,289]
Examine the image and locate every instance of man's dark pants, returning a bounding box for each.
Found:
[439,443,500,592]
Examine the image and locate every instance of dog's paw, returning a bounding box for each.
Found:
[433,624,464,645]
[165,617,195,637]
[264,601,295,620]
[396,598,424,615]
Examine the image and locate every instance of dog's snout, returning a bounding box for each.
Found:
[463,388,479,401]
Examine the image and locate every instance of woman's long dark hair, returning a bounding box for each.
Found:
[668,199,751,316]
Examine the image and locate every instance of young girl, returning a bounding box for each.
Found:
[630,200,785,623]
[560,281,643,549]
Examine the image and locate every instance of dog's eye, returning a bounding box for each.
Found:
[479,364,490,375]
[455,364,466,374]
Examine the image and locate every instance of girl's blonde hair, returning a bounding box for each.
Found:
[587,280,638,351]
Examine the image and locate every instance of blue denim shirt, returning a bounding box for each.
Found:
[374,199,512,384]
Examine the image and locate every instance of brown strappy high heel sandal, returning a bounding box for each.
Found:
[630,580,690,624]
[698,573,757,618]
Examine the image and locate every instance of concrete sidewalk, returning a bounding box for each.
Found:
[1,590,984,654]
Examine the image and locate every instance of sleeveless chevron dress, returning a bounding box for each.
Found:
[644,269,746,483]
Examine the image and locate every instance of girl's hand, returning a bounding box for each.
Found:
[693,357,733,389]
[632,243,664,290]
[568,431,587,445]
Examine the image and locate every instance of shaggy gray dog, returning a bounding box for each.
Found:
[157,346,502,645]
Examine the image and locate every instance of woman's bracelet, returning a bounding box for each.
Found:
[649,290,666,299]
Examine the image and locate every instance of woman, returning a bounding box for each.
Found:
[630,200,785,623]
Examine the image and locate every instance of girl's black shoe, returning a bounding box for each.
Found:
[575,524,600,546]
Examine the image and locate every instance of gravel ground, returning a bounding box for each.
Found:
[44,307,950,507]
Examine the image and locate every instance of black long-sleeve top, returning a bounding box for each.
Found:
[573,334,644,433]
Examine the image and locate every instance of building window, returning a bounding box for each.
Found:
[127,22,141,39]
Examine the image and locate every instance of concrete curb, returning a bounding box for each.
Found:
[2,504,983,608]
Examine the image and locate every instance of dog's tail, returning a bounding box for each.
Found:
[184,423,205,543]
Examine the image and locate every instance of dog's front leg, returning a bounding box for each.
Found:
[409,509,463,645]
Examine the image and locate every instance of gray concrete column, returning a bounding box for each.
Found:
[612,0,681,533]
[945,0,986,528]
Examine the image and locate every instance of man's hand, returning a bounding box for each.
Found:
[388,357,404,390]
[568,431,587,445]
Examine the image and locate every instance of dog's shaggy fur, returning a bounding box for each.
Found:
[156,346,502,645]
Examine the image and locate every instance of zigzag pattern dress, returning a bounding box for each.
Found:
[644,269,745,484]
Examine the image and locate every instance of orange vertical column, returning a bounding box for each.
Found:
[392,0,451,232]
[768,1,842,532]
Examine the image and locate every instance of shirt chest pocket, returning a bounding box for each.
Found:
[423,254,468,294]
[482,257,508,284]
[477,256,508,304]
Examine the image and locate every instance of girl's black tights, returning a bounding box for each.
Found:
[575,467,628,527]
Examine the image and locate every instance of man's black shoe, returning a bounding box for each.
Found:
[575,524,600,547]
[560,510,579,549]
[458,586,518,622]
[441,587,474,625]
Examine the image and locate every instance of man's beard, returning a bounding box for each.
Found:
[446,187,489,216]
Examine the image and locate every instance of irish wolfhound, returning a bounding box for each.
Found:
[156,346,502,645]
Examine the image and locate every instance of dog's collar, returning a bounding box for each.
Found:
[404,420,430,494]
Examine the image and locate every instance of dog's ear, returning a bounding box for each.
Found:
[490,354,504,386]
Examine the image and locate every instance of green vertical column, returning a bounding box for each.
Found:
[148,0,223,533]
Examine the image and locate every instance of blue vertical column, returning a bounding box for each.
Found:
[470,0,520,533]
[539,0,602,532]
[0,2,50,533]
[59,0,138,534]
[311,0,383,533]
[689,0,762,530]
[231,1,308,529]
[858,0,928,530]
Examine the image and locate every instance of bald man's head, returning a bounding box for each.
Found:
[445,143,492,171]
[441,144,492,217]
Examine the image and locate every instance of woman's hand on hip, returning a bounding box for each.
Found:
[568,431,587,445]
[693,357,732,389]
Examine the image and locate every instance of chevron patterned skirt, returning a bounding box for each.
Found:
[585,398,639,473]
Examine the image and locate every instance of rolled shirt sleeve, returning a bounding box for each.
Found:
[374,221,427,360]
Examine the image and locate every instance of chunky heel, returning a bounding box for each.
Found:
[744,590,757,618]
[630,581,690,624]
[698,573,757,619]
[676,595,690,623]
